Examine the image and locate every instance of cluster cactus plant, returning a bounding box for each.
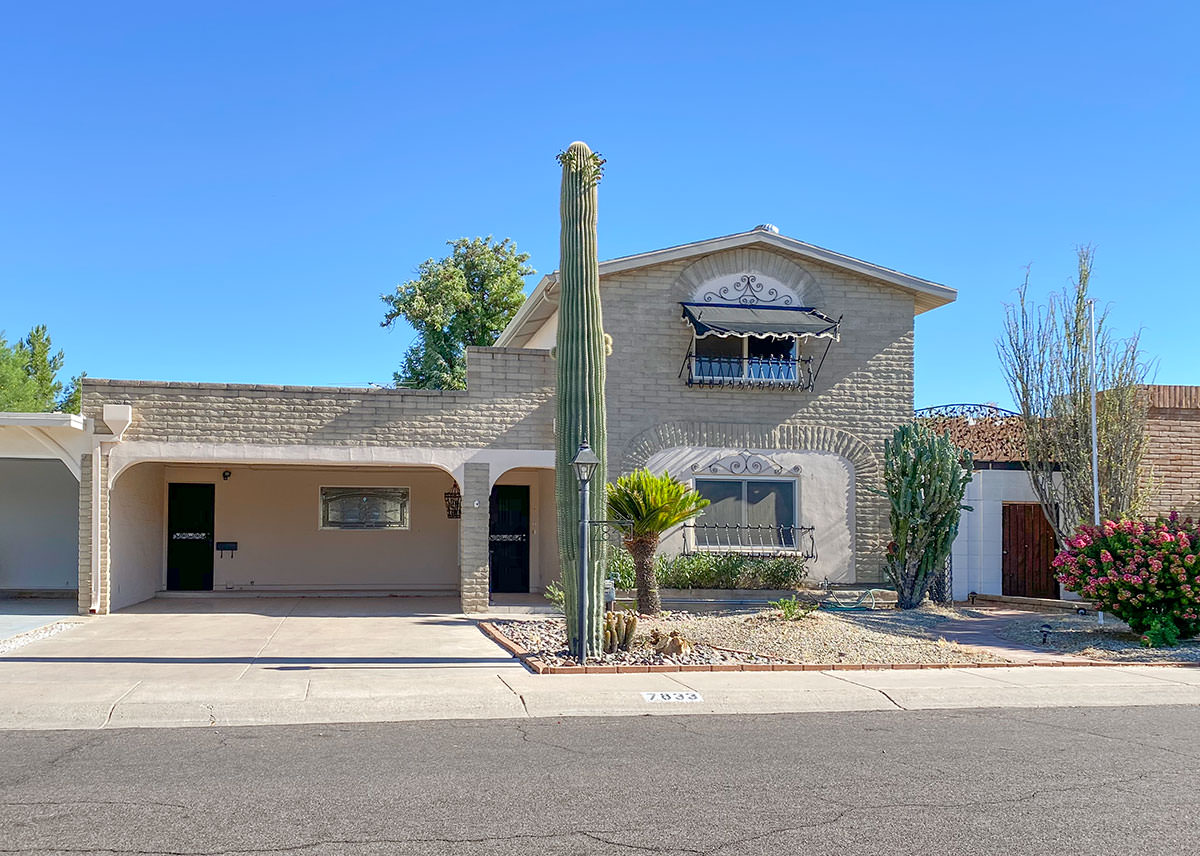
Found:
[602,610,638,654]
[554,141,609,655]
[879,422,973,609]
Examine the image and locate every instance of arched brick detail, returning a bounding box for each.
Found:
[621,421,878,481]
[620,421,884,581]
[677,248,826,307]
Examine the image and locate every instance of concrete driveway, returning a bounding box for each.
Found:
[0,597,78,640]
[0,596,529,729]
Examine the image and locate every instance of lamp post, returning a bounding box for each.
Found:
[1088,299,1101,527]
[571,442,600,664]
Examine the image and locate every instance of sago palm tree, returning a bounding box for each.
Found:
[607,469,710,615]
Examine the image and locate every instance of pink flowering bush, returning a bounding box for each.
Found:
[1055,513,1200,648]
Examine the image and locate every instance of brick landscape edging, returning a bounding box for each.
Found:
[476,621,1200,675]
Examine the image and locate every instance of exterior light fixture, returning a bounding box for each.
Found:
[222,471,231,481]
[1040,623,1053,645]
[443,484,462,519]
[571,442,600,484]
[968,591,977,606]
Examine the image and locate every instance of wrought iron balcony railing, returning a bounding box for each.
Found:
[680,353,815,390]
[682,523,817,560]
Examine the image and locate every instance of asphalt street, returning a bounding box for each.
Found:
[1,704,1195,855]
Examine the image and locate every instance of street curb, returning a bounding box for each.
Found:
[477,621,1200,674]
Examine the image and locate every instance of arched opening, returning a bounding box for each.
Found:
[488,465,558,601]
[107,460,467,610]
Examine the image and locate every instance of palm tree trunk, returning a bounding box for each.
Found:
[626,535,661,615]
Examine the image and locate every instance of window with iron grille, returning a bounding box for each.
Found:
[319,487,410,530]
[692,478,798,550]
[691,334,802,384]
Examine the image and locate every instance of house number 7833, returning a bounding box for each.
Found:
[641,692,702,703]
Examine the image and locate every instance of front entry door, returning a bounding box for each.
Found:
[167,483,215,591]
[1001,502,1058,599]
[489,485,530,594]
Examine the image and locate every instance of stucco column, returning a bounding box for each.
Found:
[459,462,491,613]
[76,450,111,615]
[77,453,93,616]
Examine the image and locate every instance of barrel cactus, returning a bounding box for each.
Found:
[879,422,973,609]
[555,141,609,655]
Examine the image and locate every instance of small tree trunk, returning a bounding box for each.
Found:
[625,535,661,615]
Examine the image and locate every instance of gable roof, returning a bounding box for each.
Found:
[497,227,956,347]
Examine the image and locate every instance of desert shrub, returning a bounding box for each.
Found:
[606,551,807,590]
[1055,513,1200,647]
[747,556,810,589]
[768,594,818,620]
[607,549,638,590]
[543,580,567,614]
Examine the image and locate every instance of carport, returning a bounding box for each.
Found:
[103,457,559,612]
[0,413,90,598]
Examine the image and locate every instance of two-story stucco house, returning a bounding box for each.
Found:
[2,226,956,615]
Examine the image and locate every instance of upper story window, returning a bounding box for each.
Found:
[320,486,410,530]
[692,333,807,386]
[679,301,839,391]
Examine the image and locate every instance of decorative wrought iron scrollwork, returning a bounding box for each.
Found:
[681,522,817,560]
[691,450,802,476]
[700,274,795,306]
[914,403,1019,422]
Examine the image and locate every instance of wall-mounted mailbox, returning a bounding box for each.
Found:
[215,541,238,557]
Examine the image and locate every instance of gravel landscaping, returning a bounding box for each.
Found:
[490,605,1008,667]
[994,612,1200,663]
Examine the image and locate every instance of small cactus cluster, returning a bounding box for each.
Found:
[602,610,638,654]
[649,628,694,657]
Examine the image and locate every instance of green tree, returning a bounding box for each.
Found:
[0,325,82,413]
[997,247,1152,545]
[380,237,533,389]
[0,334,39,411]
[607,469,710,615]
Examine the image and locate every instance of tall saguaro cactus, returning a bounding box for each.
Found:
[555,141,608,655]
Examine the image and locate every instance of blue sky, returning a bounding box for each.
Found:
[1,1,1195,409]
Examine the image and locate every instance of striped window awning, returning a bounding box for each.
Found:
[680,302,841,340]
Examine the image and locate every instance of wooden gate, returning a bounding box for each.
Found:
[1001,503,1059,599]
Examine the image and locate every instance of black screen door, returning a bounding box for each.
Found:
[489,485,530,594]
[167,483,215,591]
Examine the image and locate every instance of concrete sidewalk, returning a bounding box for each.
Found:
[5,660,1200,731]
[4,613,1200,729]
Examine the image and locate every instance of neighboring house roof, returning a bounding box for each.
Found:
[1143,385,1200,409]
[916,404,1027,464]
[497,226,957,348]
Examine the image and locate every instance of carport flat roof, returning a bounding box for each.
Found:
[0,412,87,430]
